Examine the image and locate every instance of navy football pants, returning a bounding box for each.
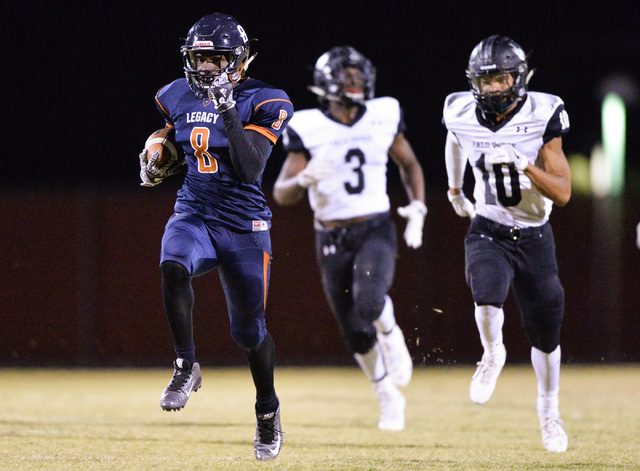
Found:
[161,212,272,349]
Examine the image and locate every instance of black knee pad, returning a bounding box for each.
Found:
[522,294,564,353]
[353,295,385,324]
[346,330,377,355]
[527,329,561,353]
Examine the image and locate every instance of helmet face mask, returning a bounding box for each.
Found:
[309,46,376,107]
[466,35,529,115]
[181,13,254,97]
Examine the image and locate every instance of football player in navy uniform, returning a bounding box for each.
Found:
[442,36,571,452]
[139,13,293,460]
[273,46,426,431]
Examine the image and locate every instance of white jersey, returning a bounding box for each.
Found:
[443,91,569,227]
[282,97,403,222]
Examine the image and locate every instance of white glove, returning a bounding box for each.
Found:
[208,72,236,113]
[488,144,528,171]
[297,158,337,188]
[447,191,476,219]
[139,148,182,187]
[397,200,427,249]
[636,222,640,249]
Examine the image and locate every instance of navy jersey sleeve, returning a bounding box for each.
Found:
[155,84,176,127]
[543,104,570,144]
[245,88,294,145]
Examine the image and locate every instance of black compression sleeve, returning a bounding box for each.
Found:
[221,108,272,183]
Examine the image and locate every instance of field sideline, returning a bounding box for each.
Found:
[0,365,638,470]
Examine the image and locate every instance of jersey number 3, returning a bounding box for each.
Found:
[191,127,218,173]
[344,148,365,194]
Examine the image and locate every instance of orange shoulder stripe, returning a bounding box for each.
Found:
[245,124,278,143]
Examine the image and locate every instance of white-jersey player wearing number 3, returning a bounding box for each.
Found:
[274,46,426,432]
[443,36,571,453]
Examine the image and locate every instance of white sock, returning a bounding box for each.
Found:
[531,346,561,417]
[354,343,386,382]
[474,304,505,358]
[374,295,396,334]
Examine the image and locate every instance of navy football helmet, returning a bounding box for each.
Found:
[181,13,256,97]
[309,46,376,107]
[466,35,530,115]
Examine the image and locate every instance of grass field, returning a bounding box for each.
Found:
[0,365,638,470]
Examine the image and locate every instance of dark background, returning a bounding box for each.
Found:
[3,1,640,367]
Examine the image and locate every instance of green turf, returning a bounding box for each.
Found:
[0,365,638,470]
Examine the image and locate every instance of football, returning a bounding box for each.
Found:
[144,127,183,168]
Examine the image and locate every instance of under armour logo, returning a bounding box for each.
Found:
[322,244,337,256]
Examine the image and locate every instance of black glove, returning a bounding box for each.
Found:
[208,72,236,113]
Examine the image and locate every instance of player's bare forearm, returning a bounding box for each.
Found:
[273,175,306,206]
[526,137,571,206]
[273,153,308,206]
[390,133,425,204]
[525,166,571,206]
[399,160,425,204]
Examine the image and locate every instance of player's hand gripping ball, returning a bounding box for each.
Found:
[139,127,184,187]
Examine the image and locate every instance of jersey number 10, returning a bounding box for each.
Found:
[477,153,522,207]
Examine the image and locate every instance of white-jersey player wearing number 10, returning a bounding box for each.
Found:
[274,46,426,431]
[443,35,571,453]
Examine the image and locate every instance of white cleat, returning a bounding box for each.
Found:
[540,416,568,452]
[254,406,283,460]
[160,359,202,411]
[376,325,413,388]
[469,345,506,404]
[375,377,406,431]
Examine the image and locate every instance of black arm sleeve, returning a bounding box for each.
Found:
[221,108,272,183]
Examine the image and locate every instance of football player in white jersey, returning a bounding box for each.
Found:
[442,35,571,452]
[273,46,426,431]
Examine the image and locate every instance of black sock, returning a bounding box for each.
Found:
[175,345,196,365]
[161,261,195,356]
[245,332,278,413]
[255,393,279,414]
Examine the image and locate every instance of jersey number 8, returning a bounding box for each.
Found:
[191,127,218,173]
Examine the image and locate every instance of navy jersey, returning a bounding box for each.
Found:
[155,77,294,232]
